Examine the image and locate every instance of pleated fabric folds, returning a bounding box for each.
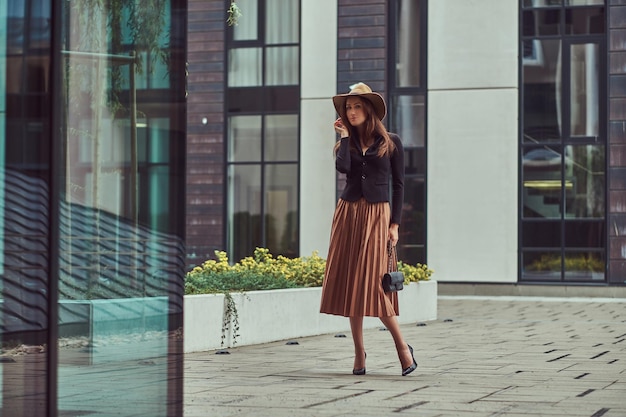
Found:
[320,198,399,317]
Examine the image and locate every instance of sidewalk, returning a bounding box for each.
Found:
[184,296,626,417]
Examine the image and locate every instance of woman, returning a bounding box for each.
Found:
[320,82,417,376]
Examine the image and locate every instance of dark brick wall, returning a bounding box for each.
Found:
[186,0,225,267]
[337,0,388,96]
[608,0,626,284]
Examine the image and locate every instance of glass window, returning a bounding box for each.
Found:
[522,146,563,218]
[564,251,604,280]
[394,0,422,88]
[570,43,600,137]
[391,95,425,147]
[265,46,299,85]
[266,0,299,44]
[523,39,562,143]
[264,164,298,256]
[522,251,563,280]
[233,0,259,41]
[264,114,298,161]
[524,0,563,7]
[520,0,606,283]
[564,145,604,218]
[522,221,561,247]
[228,164,262,261]
[228,115,262,162]
[228,48,262,87]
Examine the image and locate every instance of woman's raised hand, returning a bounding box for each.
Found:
[334,118,348,138]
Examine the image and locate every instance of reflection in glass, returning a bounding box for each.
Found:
[265,46,299,86]
[2,1,50,414]
[265,115,298,161]
[564,251,604,280]
[523,39,562,143]
[228,48,262,87]
[522,9,561,36]
[228,165,262,261]
[228,116,262,162]
[523,0,562,7]
[233,0,259,41]
[57,0,185,416]
[264,164,298,257]
[564,145,604,218]
[522,251,563,280]
[565,0,604,5]
[570,43,599,137]
[522,146,563,218]
[395,0,422,87]
[266,0,299,44]
[390,95,425,148]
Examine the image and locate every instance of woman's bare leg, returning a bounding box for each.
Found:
[349,316,366,369]
[379,315,413,369]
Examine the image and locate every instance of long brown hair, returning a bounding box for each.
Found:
[334,97,395,158]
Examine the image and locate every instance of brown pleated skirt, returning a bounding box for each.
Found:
[320,198,399,317]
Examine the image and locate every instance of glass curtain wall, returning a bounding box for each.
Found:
[0,0,186,416]
[520,0,606,282]
[388,0,427,265]
[226,0,300,261]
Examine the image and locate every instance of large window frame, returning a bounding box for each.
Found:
[224,0,301,261]
[387,0,428,265]
[519,0,608,283]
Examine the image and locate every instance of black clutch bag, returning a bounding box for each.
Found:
[382,241,404,292]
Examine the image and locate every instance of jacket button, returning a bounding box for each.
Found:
[361,175,366,180]
[362,162,366,166]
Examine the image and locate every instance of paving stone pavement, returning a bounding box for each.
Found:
[184,296,626,417]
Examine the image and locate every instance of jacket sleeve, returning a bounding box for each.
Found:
[390,134,404,225]
[335,137,351,174]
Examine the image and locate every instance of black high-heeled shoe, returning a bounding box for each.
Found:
[402,344,417,376]
[353,352,366,375]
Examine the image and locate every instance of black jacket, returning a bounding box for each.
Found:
[336,133,404,225]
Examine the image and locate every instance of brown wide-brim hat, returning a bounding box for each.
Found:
[332,82,386,121]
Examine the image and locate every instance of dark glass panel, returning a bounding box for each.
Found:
[565,8,605,34]
[523,10,562,36]
[398,177,425,265]
[404,147,425,176]
[522,221,561,247]
[228,86,299,113]
[564,220,605,247]
[522,146,563,218]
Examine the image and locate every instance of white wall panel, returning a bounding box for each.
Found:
[427,89,518,282]
[301,0,337,100]
[428,0,518,90]
[300,0,337,257]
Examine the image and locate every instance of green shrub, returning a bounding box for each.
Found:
[185,247,433,295]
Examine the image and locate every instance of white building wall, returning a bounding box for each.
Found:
[427,0,519,282]
[299,0,337,258]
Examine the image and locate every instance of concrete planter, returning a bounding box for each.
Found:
[183,280,437,353]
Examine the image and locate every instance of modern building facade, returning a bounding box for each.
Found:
[1,0,187,416]
[187,0,626,287]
